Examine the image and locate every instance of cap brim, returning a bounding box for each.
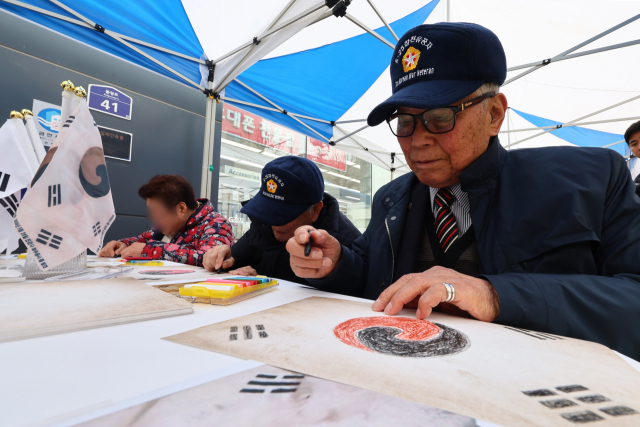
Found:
[367,80,484,126]
[241,193,310,227]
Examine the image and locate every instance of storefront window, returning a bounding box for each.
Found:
[217,104,374,240]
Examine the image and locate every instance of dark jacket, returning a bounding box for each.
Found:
[309,136,640,360]
[231,192,361,284]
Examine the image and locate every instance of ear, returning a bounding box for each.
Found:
[176,201,188,216]
[311,201,324,222]
[488,93,508,137]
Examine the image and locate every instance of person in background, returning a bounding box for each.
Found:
[99,175,234,266]
[202,156,361,283]
[624,120,640,196]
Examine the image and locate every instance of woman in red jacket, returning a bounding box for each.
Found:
[99,175,234,266]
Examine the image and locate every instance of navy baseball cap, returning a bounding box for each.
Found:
[367,22,507,126]
[241,156,325,227]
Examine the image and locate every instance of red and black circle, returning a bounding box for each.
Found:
[334,317,470,358]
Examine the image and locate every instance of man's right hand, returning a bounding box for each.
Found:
[99,240,127,257]
[203,245,235,272]
[286,227,342,279]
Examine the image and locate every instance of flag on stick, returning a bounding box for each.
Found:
[14,100,115,270]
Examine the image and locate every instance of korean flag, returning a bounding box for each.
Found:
[14,100,115,271]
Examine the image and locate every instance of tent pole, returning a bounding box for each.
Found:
[2,0,205,64]
[447,0,450,22]
[333,124,369,143]
[504,13,640,86]
[232,78,333,143]
[344,13,395,49]
[334,124,393,170]
[220,96,332,124]
[507,93,640,148]
[213,2,328,92]
[508,38,640,72]
[500,115,640,134]
[366,0,399,41]
[201,85,217,198]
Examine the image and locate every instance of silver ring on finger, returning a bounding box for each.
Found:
[443,282,455,303]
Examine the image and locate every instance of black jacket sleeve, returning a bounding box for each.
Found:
[230,226,259,269]
[490,151,640,360]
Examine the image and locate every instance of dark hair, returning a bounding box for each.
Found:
[138,175,198,210]
[624,120,640,144]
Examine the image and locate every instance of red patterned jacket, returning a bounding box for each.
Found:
[119,199,234,266]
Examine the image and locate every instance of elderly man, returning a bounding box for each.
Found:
[286,23,640,360]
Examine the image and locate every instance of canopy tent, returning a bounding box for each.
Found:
[0,0,440,192]
[508,108,626,155]
[1,0,639,193]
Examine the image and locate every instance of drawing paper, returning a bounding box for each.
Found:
[0,278,193,342]
[76,364,486,427]
[164,297,640,427]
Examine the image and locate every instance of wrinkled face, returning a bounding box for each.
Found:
[629,131,640,159]
[271,201,323,243]
[146,198,190,236]
[396,92,507,188]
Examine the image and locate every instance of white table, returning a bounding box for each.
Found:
[1,264,638,427]
[0,273,366,427]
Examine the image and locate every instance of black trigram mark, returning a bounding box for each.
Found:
[92,222,101,237]
[540,398,577,409]
[560,410,604,423]
[0,171,10,192]
[599,406,638,417]
[556,385,588,393]
[36,229,63,249]
[576,395,610,404]
[0,194,19,217]
[239,374,304,394]
[255,324,268,338]
[523,389,557,397]
[243,325,253,340]
[231,325,268,340]
[504,326,563,340]
[62,116,75,128]
[48,184,61,207]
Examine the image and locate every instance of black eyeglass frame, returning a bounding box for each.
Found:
[386,92,495,137]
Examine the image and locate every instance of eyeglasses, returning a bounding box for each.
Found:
[386,93,495,137]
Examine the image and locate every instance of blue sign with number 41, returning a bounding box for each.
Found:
[87,84,132,120]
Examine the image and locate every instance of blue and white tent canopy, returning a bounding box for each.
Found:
[1,0,639,183]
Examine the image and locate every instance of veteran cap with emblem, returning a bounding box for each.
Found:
[367,22,507,126]
[241,156,325,227]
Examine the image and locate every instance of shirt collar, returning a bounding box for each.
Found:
[429,182,463,211]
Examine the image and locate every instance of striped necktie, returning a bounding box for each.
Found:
[434,187,459,252]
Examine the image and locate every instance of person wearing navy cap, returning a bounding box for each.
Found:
[287,23,640,360]
[203,156,360,283]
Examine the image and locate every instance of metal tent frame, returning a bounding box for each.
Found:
[4,0,639,192]
[1,0,416,195]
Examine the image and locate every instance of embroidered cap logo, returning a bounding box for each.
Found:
[402,46,421,72]
[266,179,278,194]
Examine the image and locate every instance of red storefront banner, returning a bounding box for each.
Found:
[307,138,347,172]
[221,104,301,156]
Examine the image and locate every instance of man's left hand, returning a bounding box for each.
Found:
[118,242,146,258]
[371,266,500,322]
[228,266,258,276]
